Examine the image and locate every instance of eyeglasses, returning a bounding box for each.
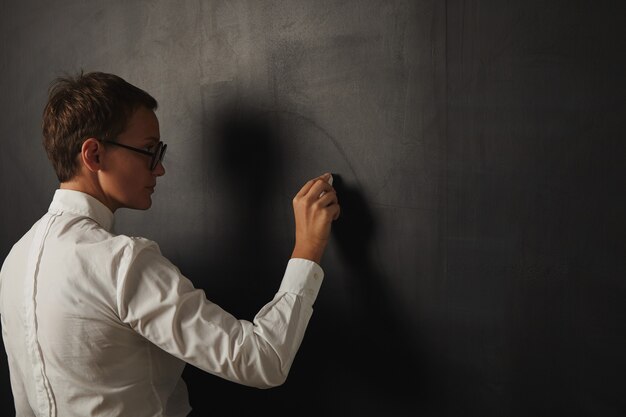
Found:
[102,140,167,171]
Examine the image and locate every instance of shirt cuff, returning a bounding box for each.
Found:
[278,258,325,304]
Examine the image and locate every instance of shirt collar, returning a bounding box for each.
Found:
[48,189,115,232]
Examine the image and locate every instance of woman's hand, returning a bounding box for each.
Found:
[290,173,341,264]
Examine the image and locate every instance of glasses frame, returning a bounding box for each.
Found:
[102,139,167,171]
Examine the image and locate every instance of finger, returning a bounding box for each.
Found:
[316,190,338,207]
[319,174,333,197]
[307,181,334,201]
[309,181,333,201]
[323,203,340,221]
[295,173,331,198]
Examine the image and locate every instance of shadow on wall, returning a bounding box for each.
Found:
[182,98,302,416]
[199,99,289,316]
[182,98,424,416]
[324,175,424,416]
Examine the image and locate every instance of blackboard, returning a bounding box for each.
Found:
[1,1,624,416]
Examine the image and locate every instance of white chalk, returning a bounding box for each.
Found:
[319,174,333,198]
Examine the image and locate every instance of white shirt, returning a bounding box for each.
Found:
[0,189,324,417]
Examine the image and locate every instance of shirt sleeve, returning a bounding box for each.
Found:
[116,238,324,389]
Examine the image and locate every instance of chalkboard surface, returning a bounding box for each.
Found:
[1,1,624,416]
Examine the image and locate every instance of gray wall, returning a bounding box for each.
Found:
[1,1,624,416]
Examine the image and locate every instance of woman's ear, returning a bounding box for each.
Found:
[80,138,103,173]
